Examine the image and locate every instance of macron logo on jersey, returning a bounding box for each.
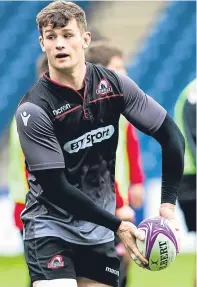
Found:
[53,104,71,116]
[64,125,115,153]
[21,111,31,126]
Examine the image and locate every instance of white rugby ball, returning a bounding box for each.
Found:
[136,217,178,271]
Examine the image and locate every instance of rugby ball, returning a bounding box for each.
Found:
[136,217,178,271]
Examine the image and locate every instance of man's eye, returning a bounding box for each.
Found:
[64,34,73,39]
[47,35,55,40]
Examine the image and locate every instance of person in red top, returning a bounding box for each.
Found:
[86,41,145,287]
[116,122,145,208]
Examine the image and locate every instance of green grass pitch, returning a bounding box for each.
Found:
[0,253,195,287]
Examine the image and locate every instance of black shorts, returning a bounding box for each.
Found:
[24,236,120,287]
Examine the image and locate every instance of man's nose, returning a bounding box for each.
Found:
[56,37,65,50]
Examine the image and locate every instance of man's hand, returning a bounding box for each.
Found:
[128,184,144,208]
[159,203,179,231]
[159,203,180,251]
[116,221,148,267]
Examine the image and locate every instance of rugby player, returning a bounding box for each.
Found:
[16,2,185,287]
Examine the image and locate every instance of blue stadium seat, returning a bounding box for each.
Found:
[127,1,196,179]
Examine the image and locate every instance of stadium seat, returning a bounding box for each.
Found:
[127,1,196,178]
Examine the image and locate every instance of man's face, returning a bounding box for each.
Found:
[39,19,91,72]
[107,56,127,75]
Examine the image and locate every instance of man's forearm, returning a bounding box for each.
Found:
[34,169,122,232]
[152,114,185,204]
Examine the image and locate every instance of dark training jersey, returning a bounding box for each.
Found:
[16,63,166,245]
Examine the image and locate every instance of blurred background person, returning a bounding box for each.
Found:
[8,53,48,287]
[86,41,145,287]
[174,78,196,287]
[174,78,196,232]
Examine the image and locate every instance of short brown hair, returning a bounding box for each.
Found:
[85,41,123,67]
[36,1,87,36]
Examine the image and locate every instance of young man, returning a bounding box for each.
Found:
[86,41,145,287]
[16,2,184,287]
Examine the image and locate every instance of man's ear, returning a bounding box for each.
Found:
[39,36,46,52]
[83,32,91,49]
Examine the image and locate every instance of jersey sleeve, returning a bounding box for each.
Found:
[16,102,65,171]
[118,74,167,134]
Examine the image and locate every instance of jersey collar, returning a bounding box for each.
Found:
[40,62,92,104]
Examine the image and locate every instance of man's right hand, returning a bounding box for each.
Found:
[116,221,148,267]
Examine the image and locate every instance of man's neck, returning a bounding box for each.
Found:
[49,62,86,90]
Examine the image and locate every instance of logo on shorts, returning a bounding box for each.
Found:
[105,267,119,276]
[47,255,64,269]
[63,125,114,153]
[96,78,112,96]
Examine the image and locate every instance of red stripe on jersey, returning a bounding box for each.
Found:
[55,105,81,119]
[89,94,123,104]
